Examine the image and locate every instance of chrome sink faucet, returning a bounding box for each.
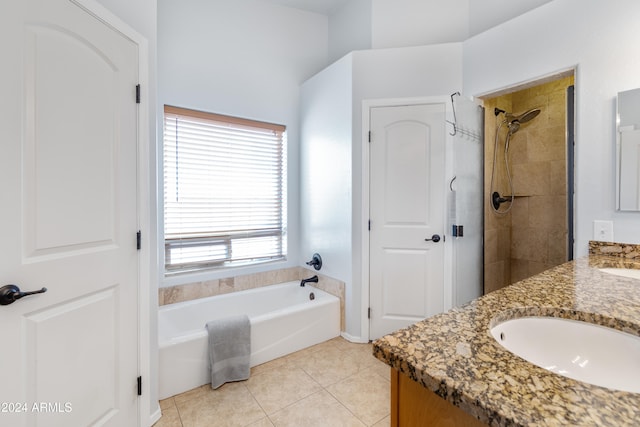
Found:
[300,275,319,287]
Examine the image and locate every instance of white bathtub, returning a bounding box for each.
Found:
[158,281,340,399]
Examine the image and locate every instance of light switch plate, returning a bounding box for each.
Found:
[593,220,614,242]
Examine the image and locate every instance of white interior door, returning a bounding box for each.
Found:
[0,1,140,426]
[369,103,446,339]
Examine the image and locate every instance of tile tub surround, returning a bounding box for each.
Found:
[373,255,640,426]
[159,267,346,330]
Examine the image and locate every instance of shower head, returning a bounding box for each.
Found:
[505,108,541,124]
[517,108,541,123]
[504,108,541,134]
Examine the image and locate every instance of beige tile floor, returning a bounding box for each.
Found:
[154,337,391,427]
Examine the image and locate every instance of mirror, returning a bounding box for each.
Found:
[616,88,640,211]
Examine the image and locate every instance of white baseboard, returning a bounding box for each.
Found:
[148,407,162,427]
[340,331,369,343]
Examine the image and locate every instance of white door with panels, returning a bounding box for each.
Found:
[369,103,446,339]
[0,0,140,426]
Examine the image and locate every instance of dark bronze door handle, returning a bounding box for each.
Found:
[0,285,47,305]
[425,234,441,243]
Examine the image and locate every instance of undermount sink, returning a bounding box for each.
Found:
[599,267,640,280]
[491,316,640,393]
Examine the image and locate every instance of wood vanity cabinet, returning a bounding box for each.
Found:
[390,369,487,427]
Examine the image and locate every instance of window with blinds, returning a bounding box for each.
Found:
[163,105,287,273]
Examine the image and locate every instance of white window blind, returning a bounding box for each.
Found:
[163,105,287,273]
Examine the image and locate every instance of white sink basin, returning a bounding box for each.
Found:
[599,267,640,280]
[491,317,640,393]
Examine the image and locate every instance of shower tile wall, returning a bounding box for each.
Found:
[484,76,574,293]
[484,95,513,293]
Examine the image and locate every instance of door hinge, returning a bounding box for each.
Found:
[137,376,142,396]
[136,231,141,250]
[368,307,371,319]
[368,220,371,231]
[368,131,371,143]
[136,84,141,104]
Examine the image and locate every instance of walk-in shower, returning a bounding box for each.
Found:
[489,107,541,212]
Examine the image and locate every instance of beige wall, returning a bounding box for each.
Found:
[484,75,574,293]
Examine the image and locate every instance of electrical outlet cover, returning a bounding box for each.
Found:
[593,220,614,242]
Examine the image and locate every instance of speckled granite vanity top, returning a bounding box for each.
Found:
[373,244,640,426]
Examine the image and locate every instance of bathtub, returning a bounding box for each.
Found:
[158,281,340,399]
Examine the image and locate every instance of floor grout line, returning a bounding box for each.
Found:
[243,377,273,423]
[174,397,184,427]
[157,337,390,427]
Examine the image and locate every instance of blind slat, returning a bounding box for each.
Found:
[163,106,287,273]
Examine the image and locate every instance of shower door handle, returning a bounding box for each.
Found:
[425,234,441,243]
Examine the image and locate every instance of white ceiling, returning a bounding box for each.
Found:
[260,0,554,37]
[262,0,349,15]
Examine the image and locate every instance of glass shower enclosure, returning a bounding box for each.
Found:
[447,95,484,306]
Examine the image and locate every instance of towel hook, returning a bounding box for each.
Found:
[449,92,460,136]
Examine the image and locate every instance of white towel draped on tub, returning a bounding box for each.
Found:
[205,314,251,389]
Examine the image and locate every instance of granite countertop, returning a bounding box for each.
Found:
[373,244,640,427]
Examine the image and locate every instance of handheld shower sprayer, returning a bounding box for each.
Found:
[495,108,541,134]
[489,107,542,213]
[504,109,541,135]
